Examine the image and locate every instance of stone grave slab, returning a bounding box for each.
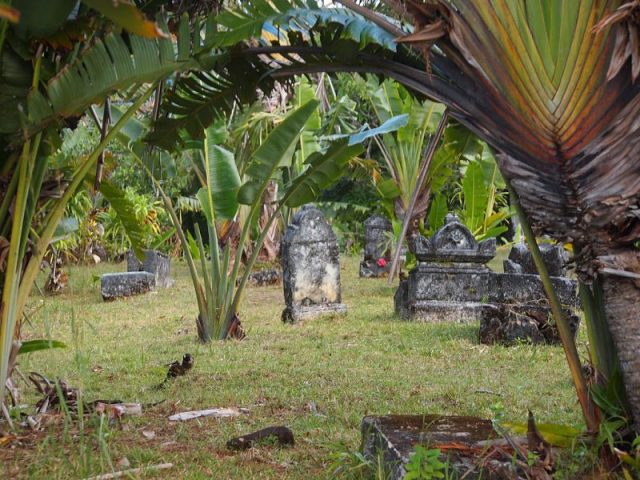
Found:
[395,214,495,322]
[101,272,155,301]
[361,414,526,479]
[479,244,580,346]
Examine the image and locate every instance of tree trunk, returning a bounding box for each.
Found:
[599,249,640,432]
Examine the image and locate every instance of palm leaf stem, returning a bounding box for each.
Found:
[578,275,617,384]
[387,108,449,284]
[140,159,208,337]
[507,181,599,434]
[0,138,34,404]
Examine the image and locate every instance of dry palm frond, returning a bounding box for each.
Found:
[594,0,640,81]
[396,0,453,72]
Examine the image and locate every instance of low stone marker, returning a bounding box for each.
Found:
[394,214,496,322]
[503,242,569,276]
[479,243,580,346]
[281,205,347,323]
[359,215,393,278]
[127,250,173,288]
[361,414,531,479]
[101,272,155,301]
[247,268,282,287]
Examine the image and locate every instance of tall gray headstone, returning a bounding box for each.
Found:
[127,249,173,288]
[360,215,392,278]
[281,205,347,323]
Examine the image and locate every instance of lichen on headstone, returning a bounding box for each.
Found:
[281,205,346,323]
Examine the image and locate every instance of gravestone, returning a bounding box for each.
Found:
[247,268,282,287]
[479,243,580,346]
[101,272,155,301]
[394,214,496,322]
[361,415,527,479]
[503,242,569,276]
[281,205,347,323]
[360,215,393,278]
[127,249,173,288]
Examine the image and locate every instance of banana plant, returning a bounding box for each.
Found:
[454,150,510,242]
[148,100,364,341]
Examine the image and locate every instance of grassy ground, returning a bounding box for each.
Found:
[1,255,585,479]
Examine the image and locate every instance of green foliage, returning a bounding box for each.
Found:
[18,339,67,355]
[198,138,241,220]
[238,100,320,205]
[428,143,509,241]
[213,1,397,50]
[152,101,363,341]
[98,181,149,258]
[404,445,447,480]
[326,442,378,479]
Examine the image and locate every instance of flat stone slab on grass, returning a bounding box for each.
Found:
[101,272,155,301]
[247,268,282,287]
[362,415,523,479]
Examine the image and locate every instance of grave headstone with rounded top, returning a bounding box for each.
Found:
[360,215,393,278]
[281,205,347,323]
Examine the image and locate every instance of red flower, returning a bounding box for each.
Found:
[377,258,387,267]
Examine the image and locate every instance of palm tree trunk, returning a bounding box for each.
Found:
[599,249,640,432]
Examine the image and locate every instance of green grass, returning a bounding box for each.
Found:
[1,255,585,479]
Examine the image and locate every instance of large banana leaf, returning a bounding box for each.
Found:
[14,13,222,138]
[237,99,320,204]
[213,0,396,49]
[285,140,364,207]
[198,125,241,222]
[99,181,149,258]
[147,1,402,150]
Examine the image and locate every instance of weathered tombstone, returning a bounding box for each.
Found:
[101,272,155,301]
[281,205,347,323]
[127,249,173,288]
[394,214,496,322]
[247,268,282,287]
[361,414,527,479]
[479,243,580,345]
[503,242,569,276]
[359,215,393,278]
